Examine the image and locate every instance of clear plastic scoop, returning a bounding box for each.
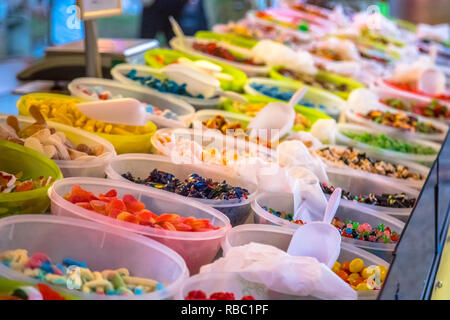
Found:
[287,187,342,268]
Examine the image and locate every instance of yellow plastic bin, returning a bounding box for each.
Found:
[17,93,157,154]
[0,140,63,217]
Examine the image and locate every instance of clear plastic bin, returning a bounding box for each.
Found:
[0,140,63,217]
[244,77,345,119]
[169,37,270,77]
[111,64,223,109]
[0,215,189,300]
[48,177,231,274]
[317,144,429,190]
[68,77,195,129]
[336,123,441,166]
[221,224,389,300]
[105,154,258,226]
[251,192,405,260]
[0,114,116,178]
[344,105,448,142]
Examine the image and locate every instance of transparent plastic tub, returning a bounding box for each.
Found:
[0,114,116,178]
[244,77,345,119]
[335,123,441,166]
[344,104,448,142]
[151,127,277,166]
[0,215,189,300]
[48,177,231,274]
[270,66,365,100]
[251,191,404,260]
[221,224,389,300]
[169,36,270,77]
[144,48,247,93]
[68,77,196,129]
[0,140,63,217]
[17,93,157,154]
[316,144,429,190]
[111,63,223,110]
[105,154,258,226]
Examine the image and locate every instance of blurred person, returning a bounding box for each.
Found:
[140,0,189,42]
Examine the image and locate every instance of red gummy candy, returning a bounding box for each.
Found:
[209,292,235,300]
[185,290,207,300]
[242,295,255,300]
[123,194,146,213]
[37,283,66,300]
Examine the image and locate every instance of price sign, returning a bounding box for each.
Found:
[77,0,122,20]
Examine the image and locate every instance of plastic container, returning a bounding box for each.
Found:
[0,215,189,300]
[221,224,389,300]
[105,154,258,226]
[111,63,223,110]
[251,192,404,260]
[169,37,270,77]
[49,177,231,274]
[316,144,429,190]
[0,114,116,178]
[344,101,448,142]
[270,66,365,100]
[220,94,332,131]
[144,48,247,93]
[335,123,441,166]
[244,77,346,119]
[68,77,196,129]
[16,93,157,154]
[0,140,63,217]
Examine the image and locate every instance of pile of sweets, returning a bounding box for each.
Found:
[0,171,53,194]
[332,258,387,291]
[316,146,423,180]
[331,217,399,243]
[342,131,437,155]
[64,185,219,232]
[383,79,450,102]
[0,283,66,300]
[0,107,107,160]
[261,206,306,226]
[192,42,263,66]
[185,290,255,300]
[362,110,442,134]
[203,115,244,135]
[321,183,416,208]
[0,249,163,296]
[381,98,449,119]
[122,169,249,201]
[22,96,153,135]
[125,69,206,99]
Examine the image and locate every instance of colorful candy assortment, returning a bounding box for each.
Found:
[332,258,387,291]
[383,80,450,102]
[192,42,263,66]
[331,217,399,243]
[321,183,416,208]
[316,146,423,180]
[0,283,67,300]
[0,249,162,296]
[342,131,437,155]
[203,115,245,135]
[278,68,350,93]
[381,98,449,119]
[0,171,53,194]
[125,69,206,99]
[22,96,153,136]
[361,110,442,134]
[0,107,107,161]
[122,169,249,201]
[185,290,255,300]
[261,206,306,226]
[64,185,219,232]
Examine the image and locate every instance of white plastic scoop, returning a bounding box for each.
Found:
[169,16,186,50]
[287,187,342,268]
[247,86,308,143]
[162,64,248,103]
[76,98,171,127]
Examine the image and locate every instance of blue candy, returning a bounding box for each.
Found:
[62,258,87,268]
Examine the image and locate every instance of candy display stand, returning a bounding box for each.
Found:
[16,93,157,154]
[0,114,116,178]
[0,140,63,217]
[105,153,258,226]
[221,224,389,300]
[49,177,231,274]
[68,77,196,129]
[0,215,189,300]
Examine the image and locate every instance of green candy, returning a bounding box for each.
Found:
[111,273,126,290]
